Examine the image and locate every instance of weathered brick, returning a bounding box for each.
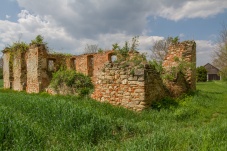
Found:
[3,40,196,112]
[134,89,144,93]
[128,76,138,81]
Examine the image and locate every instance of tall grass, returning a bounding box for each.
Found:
[0,81,227,150]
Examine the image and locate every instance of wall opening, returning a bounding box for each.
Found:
[108,53,117,62]
[70,58,76,70]
[87,55,94,76]
[48,59,55,72]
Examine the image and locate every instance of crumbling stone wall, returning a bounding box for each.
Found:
[75,51,113,80]
[2,40,196,111]
[13,50,26,91]
[26,45,46,93]
[92,62,168,111]
[2,50,11,88]
[162,41,196,96]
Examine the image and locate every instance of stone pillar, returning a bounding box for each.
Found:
[2,50,11,89]
[162,41,196,96]
[12,50,26,91]
[26,44,48,93]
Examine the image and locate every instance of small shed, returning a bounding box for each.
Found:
[204,63,220,81]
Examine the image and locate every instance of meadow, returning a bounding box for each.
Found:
[0,80,227,150]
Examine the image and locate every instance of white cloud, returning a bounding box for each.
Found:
[15,0,227,39]
[0,10,163,56]
[159,1,227,21]
[195,40,215,66]
[1,0,226,61]
[5,15,11,19]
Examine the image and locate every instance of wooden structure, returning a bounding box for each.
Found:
[204,63,220,81]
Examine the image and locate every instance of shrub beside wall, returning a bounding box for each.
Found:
[50,69,94,96]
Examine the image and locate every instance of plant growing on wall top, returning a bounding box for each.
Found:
[112,36,140,61]
[8,42,29,53]
[31,35,47,46]
[111,36,147,72]
[171,36,179,45]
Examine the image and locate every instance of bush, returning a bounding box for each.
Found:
[50,69,94,96]
[196,66,207,82]
[31,35,46,45]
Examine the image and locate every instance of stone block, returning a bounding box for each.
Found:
[122,79,128,84]
[120,71,126,75]
[138,76,144,81]
[125,92,130,96]
[134,69,144,76]
[134,89,144,93]
[136,104,146,109]
[128,81,138,85]
[137,82,145,86]
[128,76,138,81]
[120,75,128,79]
[139,101,148,105]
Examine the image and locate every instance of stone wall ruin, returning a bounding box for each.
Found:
[2,41,196,111]
[162,41,196,97]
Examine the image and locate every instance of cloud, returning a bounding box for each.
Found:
[6,0,227,40]
[0,9,163,56]
[15,0,227,40]
[195,40,215,66]
[1,0,226,60]
[159,1,227,21]
[17,0,153,39]
[5,15,11,19]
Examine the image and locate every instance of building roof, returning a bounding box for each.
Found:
[204,63,220,74]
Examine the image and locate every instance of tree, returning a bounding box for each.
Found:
[196,66,207,82]
[213,24,227,80]
[150,36,179,62]
[84,44,99,54]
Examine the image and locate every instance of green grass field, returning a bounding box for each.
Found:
[0,81,227,150]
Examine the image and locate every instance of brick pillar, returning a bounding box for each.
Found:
[12,50,26,91]
[162,41,196,96]
[26,44,47,93]
[2,50,11,89]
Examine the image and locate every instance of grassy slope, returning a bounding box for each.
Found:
[0,81,227,150]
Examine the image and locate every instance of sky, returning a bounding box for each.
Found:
[0,0,227,66]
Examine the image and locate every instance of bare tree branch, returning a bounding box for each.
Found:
[213,23,227,79]
[150,37,176,62]
[84,44,99,54]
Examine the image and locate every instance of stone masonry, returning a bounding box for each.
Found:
[91,62,168,111]
[2,50,11,89]
[2,40,196,111]
[162,41,196,97]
